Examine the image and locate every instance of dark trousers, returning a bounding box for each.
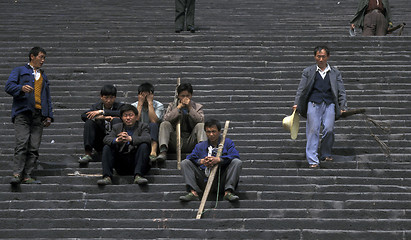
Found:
[175,0,195,31]
[83,119,105,153]
[363,10,388,36]
[180,158,242,194]
[13,110,44,178]
[101,143,151,178]
[148,122,159,142]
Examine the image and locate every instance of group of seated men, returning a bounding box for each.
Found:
[79,82,241,202]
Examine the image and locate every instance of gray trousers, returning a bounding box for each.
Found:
[175,0,196,31]
[180,158,242,194]
[363,10,388,36]
[13,110,44,178]
[158,121,206,153]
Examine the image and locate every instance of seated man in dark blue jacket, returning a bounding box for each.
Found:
[179,118,242,202]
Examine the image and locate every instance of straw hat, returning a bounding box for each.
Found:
[282,109,300,140]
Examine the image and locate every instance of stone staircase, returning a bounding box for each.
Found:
[0,0,410,239]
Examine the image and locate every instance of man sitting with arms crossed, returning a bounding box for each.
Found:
[179,118,242,202]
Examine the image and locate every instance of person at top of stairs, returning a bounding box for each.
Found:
[350,0,392,36]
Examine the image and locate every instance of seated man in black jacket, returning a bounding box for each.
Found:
[79,84,124,164]
[97,104,151,186]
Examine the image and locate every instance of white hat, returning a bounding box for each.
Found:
[282,109,300,140]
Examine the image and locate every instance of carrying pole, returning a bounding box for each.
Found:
[196,120,230,219]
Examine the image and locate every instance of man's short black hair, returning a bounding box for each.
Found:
[100,84,117,97]
[28,46,46,62]
[138,82,154,94]
[177,83,193,95]
[204,118,221,131]
[120,104,139,117]
[314,46,330,56]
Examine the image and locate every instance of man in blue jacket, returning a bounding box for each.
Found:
[5,47,53,185]
[293,46,347,168]
[179,118,242,202]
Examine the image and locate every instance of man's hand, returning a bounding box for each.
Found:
[350,24,355,30]
[138,92,147,106]
[116,132,132,143]
[146,92,154,104]
[201,156,221,168]
[43,117,52,127]
[86,110,103,119]
[292,105,297,111]
[104,116,118,122]
[178,97,191,109]
[21,85,34,93]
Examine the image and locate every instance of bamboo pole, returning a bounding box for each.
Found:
[175,78,182,170]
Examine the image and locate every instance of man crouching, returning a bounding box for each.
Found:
[97,104,151,186]
[179,118,242,202]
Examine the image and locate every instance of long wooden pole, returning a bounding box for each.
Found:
[196,120,230,219]
[175,78,182,170]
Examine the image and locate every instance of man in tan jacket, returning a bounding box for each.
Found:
[155,83,206,162]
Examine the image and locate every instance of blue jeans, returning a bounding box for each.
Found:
[306,102,335,165]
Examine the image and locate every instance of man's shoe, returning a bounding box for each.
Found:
[309,164,319,168]
[78,155,92,164]
[188,27,195,33]
[155,152,167,163]
[149,155,157,163]
[22,177,41,184]
[224,192,239,202]
[10,174,21,185]
[324,157,333,161]
[134,175,148,185]
[175,29,182,33]
[179,192,200,202]
[97,176,112,186]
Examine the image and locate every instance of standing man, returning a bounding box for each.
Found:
[131,82,164,161]
[97,104,151,186]
[5,47,53,185]
[293,46,347,168]
[79,84,124,165]
[156,82,207,162]
[175,0,196,33]
[179,118,242,202]
[350,0,392,36]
